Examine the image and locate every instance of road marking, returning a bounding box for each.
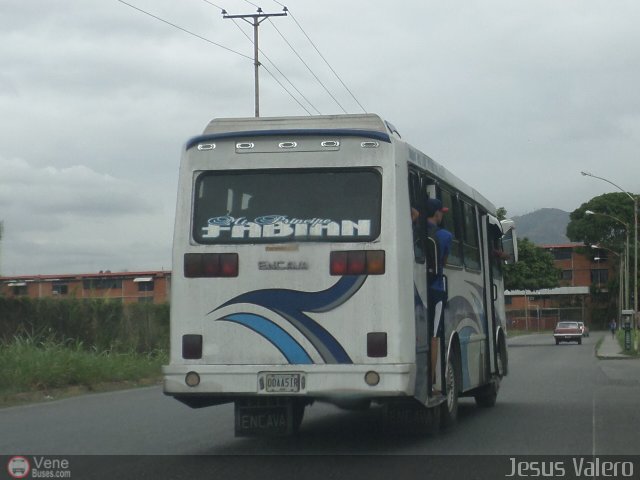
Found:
[592,396,597,459]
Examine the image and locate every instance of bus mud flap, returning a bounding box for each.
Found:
[235,397,295,437]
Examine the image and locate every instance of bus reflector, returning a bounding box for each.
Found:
[182,334,203,359]
[365,371,380,386]
[330,250,385,276]
[184,253,239,278]
[185,371,201,387]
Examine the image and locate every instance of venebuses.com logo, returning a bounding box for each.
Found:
[6,456,71,478]
[6,456,30,479]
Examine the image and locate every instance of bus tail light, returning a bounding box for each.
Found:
[365,251,386,274]
[184,253,239,278]
[347,251,366,274]
[220,254,239,277]
[329,251,348,275]
[330,250,385,276]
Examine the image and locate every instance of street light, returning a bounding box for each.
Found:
[592,256,604,290]
[581,171,638,346]
[585,210,630,310]
[592,245,625,320]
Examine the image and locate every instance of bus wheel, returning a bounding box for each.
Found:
[440,350,459,429]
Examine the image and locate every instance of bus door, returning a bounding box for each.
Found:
[409,169,430,403]
[481,214,502,378]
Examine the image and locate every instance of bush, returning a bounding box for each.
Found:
[0,297,169,353]
[0,333,167,394]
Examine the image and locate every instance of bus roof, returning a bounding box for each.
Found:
[202,113,390,135]
[193,114,496,214]
[188,114,391,150]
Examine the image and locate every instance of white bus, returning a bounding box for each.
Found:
[163,114,517,435]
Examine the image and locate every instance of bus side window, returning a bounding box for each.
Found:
[408,171,425,263]
[462,202,481,270]
[490,224,504,279]
[440,189,463,266]
[409,171,421,207]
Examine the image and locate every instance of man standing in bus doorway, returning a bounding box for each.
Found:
[425,198,453,393]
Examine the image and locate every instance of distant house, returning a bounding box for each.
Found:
[0,270,171,304]
[506,243,616,330]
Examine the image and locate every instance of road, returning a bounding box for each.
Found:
[1,333,639,477]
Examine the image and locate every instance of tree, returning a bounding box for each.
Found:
[496,207,507,221]
[567,192,634,320]
[566,192,633,252]
[0,220,3,276]
[504,238,560,291]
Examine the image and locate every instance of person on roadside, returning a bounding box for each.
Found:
[609,318,617,338]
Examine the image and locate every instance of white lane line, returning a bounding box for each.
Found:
[592,396,597,459]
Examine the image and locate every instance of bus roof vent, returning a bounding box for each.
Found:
[278,141,297,149]
[361,141,380,148]
[197,143,216,151]
[236,142,255,150]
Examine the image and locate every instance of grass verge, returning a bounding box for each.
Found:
[0,335,167,408]
[615,328,640,356]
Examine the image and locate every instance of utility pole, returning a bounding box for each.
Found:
[0,220,3,276]
[581,171,638,348]
[222,7,288,117]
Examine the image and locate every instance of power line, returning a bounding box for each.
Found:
[261,64,313,115]
[243,0,261,9]
[273,2,367,113]
[203,1,315,114]
[119,0,317,116]
[267,18,348,114]
[228,16,321,114]
[202,0,225,11]
[117,0,253,61]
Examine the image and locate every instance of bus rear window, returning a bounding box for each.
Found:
[192,169,382,244]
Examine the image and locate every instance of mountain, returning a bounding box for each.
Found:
[511,208,570,245]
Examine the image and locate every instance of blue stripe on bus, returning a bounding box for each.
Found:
[212,275,365,364]
[185,129,391,150]
[219,313,313,364]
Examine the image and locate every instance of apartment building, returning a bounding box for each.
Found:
[0,270,171,304]
[506,243,617,329]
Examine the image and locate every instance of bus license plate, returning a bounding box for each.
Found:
[260,373,303,393]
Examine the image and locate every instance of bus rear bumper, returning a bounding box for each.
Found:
[163,363,415,400]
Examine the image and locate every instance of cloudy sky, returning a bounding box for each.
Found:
[1,0,639,276]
